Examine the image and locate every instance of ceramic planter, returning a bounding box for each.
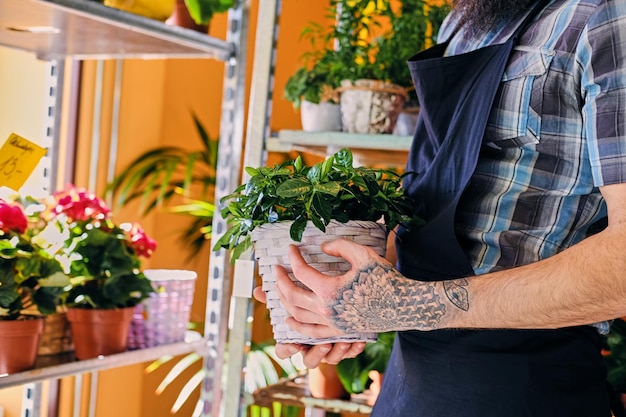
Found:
[165,0,209,32]
[300,100,342,132]
[338,79,407,134]
[0,316,45,374]
[66,307,134,360]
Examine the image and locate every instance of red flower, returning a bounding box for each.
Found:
[124,222,157,258]
[0,200,28,234]
[52,184,110,222]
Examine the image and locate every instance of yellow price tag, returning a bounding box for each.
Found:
[0,133,47,191]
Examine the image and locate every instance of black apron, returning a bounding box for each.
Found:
[372,1,611,416]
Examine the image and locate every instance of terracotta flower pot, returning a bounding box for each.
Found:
[0,316,45,374]
[66,307,134,360]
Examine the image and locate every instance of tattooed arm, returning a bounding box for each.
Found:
[273,183,626,339]
[258,184,626,365]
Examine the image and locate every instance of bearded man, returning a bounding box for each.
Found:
[254,0,626,415]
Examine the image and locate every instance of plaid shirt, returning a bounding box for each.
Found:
[438,0,626,287]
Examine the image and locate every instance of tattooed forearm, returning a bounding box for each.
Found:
[330,262,447,333]
[443,278,470,311]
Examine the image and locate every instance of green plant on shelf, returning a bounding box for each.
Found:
[284,0,451,109]
[107,113,217,256]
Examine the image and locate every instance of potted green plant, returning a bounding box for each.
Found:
[283,21,344,132]
[213,148,422,344]
[38,184,156,359]
[378,0,450,135]
[0,198,69,374]
[183,0,236,26]
[285,0,449,134]
[603,319,626,412]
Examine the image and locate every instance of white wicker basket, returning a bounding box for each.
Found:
[251,220,387,345]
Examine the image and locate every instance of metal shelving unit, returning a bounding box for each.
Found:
[0,338,209,388]
[238,2,414,415]
[0,0,233,60]
[0,1,251,416]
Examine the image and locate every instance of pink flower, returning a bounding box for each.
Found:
[52,184,110,222]
[0,200,28,234]
[124,222,157,258]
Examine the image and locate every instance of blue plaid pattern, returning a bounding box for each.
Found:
[437,0,626,279]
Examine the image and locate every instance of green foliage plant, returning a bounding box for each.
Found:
[145,340,303,416]
[376,0,450,105]
[107,114,218,254]
[604,319,626,393]
[213,148,422,261]
[336,331,395,394]
[284,0,450,108]
[184,0,236,25]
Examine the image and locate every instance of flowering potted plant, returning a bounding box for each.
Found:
[38,185,157,359]
[0,199,69,373]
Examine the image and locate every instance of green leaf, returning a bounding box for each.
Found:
[321,156,334,178]
[184,0,235,25]
[314,181,341,196]
[294,155,304,172]
[307,163,323,183]
[289,216,308,242]
[334,148,353,168]
[276,178,312,198]
[245,166,259,177]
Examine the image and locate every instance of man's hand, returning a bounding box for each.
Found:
[253,277,366,368]
[252,238,456,367]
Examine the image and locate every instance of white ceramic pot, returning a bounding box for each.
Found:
[300,100,342,132]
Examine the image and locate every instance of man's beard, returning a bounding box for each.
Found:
[451,0,537,33]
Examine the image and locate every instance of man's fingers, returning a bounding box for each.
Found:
[320,238,372,265]
[284,316,345,339]
[321,342,357,365]
[274,343,305,359]
[300,344,332,368]
[252,286,266,303]
[274,264,321,309]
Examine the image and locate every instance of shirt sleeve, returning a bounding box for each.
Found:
[581,0,626,186]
